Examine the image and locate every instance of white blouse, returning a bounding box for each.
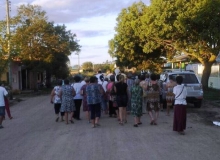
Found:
[71,83,83,99]
[173,84,187,105]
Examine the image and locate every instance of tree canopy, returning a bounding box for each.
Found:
[108,2,166,73]
[109,0,220,88]
[82,62,93,72]
[0,4,80,79]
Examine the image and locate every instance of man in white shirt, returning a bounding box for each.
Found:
[0,83,8,129]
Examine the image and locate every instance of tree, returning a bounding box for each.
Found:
[108,2,166,72]
[82,61,93,72]
[47,24,80,79]
[11,5,72,62]
[0,16,17,80]
[145,0,220,89]
[0,4,80,81]
[0,21,8,79]
[110,0,220,88]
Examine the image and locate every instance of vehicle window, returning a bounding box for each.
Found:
[171,74,199,84]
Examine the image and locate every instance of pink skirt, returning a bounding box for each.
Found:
[173,104,187,132]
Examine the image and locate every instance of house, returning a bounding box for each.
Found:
[0,60,45,91]
[163,54,220,89]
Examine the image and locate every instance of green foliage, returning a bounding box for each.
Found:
[109,0,220,88]
[108,2,166,71]
[93,63,114,73]
[82,62,93,72]
[0,21,9,78]
[0,4,81,80]
[147,0,220,89]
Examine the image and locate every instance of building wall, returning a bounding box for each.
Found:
[186,63,220,89]
[0,73,7,82]
[0,61,20,90]
[1,61,46,90]
[11,62,20,90]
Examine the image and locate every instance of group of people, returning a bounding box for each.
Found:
[50,71,187,135]
[0,83,13,129]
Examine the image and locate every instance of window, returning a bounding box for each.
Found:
[171,74,199,84]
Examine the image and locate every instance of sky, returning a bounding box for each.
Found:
[0,0,150,66]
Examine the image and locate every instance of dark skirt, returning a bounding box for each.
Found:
[173,104,187,132]
[116,95,128,107]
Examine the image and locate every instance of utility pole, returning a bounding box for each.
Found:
[6,0,11,85]
[75,51,80,73]
[6,0,12,99]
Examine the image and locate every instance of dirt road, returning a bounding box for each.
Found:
[0,95,220,160]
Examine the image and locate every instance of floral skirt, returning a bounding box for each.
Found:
[147,102,160,111]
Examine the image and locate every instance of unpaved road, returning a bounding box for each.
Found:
[0,95,220,160]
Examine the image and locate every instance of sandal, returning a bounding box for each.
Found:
[138,122,142,125]
[119,121,124,125]
[56,117,59,122]
[178,131,185,135]
[69,120,74,124]
[95,123,100,127]
[150,120,154,125]
[133,124,138,127]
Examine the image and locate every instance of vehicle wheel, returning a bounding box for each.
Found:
[194,101,202,108]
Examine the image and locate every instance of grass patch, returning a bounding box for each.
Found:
[204,88,220,101]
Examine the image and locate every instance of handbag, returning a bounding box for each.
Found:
[109,82,117,107]
[110,82,116,95]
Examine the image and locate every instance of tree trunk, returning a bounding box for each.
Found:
[201,62,213,90]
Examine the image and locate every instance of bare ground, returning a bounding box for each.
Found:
[0,94,220,160]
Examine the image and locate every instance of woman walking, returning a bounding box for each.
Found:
[0,83,8,129]
[130,79,143,127]
[86,76,103,128]
[166,75,177,116]
[115,75,128,125]
[72,75,83,120]
[106,75,118,118]
[173,76,187,135]
[146,73,160,125]
[139,74,148,114]
[1,84,13,120]
[99,76,108,115]
[4,97,13,120]
[50,80,64,122]
[80,77,90,123]
[60,79,76,124]
[126,73,134,114]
